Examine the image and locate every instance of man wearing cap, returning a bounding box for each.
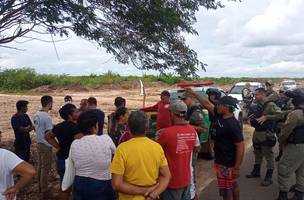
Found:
[265,80,280,103]
[157,100,197,200]
[181,93,206,200]
[141,90,172,130]
[181,93,207,137]
[185,88,244,200]
[277,89,304,200]
[242,83,254,118]
[246,88,283,187]
[242,83,254,104]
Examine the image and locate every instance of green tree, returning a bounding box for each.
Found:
[0,0,234,77]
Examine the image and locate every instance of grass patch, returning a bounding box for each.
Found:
[0,68,302,92]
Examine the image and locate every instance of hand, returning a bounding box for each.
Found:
[54,148,61,154]
[256,115,267,124]
[25,126,31,132]
[248,114,254,119]
[232,168,240,179]
[144,183,159,197]
[185,88,197,96]
[30,125,35,131]
[3,186,18,200]
[146,191,160,200]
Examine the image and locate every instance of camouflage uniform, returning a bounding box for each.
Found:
[186,105,205,167]
[266,90,280,103]
[246,101,282,186]
[278,106,304,200]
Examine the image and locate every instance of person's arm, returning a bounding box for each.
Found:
[230,121,245,179]
[111,174,158,195]
[11,117,31,134]
[190,111,208,133]
[185,88,215,115]
[44,130,60,149]
[18,126,32,133]
[141,103,159,112]
[74,133,83,139]
[278,111,299,145]
[265,103,283,121]
[256,103,282,124]
[3,162,36,200]
[147,166,171,199]
[192,132,201,153]
[233,141,245,179]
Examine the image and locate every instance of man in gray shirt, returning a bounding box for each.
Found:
[33,95,53,198]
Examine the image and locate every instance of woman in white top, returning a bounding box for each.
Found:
[70,110,116,200]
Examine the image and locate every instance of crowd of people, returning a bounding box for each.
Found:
[0,80,303,200]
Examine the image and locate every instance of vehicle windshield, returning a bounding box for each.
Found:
[282,82,296,86]
[230,85,259,94]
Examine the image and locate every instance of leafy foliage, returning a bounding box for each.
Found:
[0,0,234,77]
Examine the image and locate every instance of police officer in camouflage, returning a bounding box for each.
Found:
[182,93,206,200]
[277,90,295,112]
[182,93,207,163]
[275,90,295,162]
[182,93,207,137]
[277,89,304,200]
[246,88,283,186]
[265,80,280,103]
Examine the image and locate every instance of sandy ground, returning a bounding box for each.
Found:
[0,85,175,200]
[0,85,254,200]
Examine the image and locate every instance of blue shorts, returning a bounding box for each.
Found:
[56,159,65,182]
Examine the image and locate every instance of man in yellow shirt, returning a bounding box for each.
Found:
[110,111,171,200]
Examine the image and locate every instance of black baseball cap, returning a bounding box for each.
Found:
[161,90,170,97]
[213,96,238,107]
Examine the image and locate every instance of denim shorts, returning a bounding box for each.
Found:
[56,159,66,182]
[73,176,115,200]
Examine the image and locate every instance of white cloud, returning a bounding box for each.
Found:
[0,0,304,77]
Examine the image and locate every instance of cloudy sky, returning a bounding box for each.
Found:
[0,0,303,77]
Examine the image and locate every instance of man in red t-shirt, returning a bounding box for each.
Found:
[141,90,172,130]
[157,100,196,200]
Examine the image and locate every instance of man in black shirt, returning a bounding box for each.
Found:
[88,97,105,135]
[11,100,34,162]
[45,103,81,200]
[186,88,245,200]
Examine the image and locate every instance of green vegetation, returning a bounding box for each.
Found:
[0,68,302,92]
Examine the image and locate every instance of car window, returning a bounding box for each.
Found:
[230,86,243,94]
[230,85,260,94]
[282,82,296,86]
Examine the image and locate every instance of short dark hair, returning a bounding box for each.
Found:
[114,107,128,121]
[77,110,98,135]
[255,88,267,94]
[128,111,148,136]
[41,95,53,107]
[16,100,29,111]
[87,97,97,105]
[59,104,76,121]
[64,95,72,102]
[114,97,126,108]
[161,90,170,97]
